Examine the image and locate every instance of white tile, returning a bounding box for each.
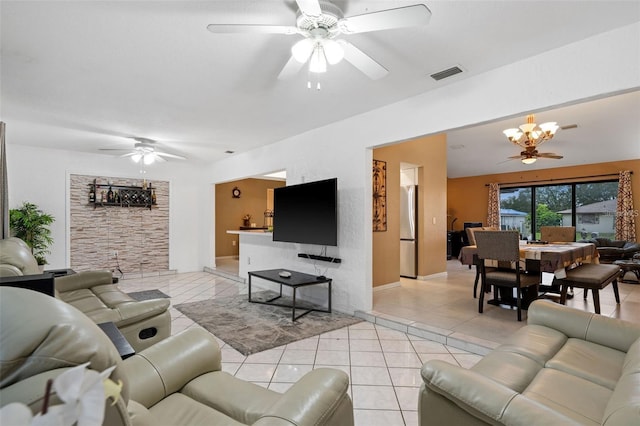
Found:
[285,336,319,350]
[388,367,423,387]
[410,339,449,354]
[350,351,386,367]
[272,364,313,382]
[220,362,241,375]
[352,385,399,410]
[220,346,247,363]
[317,338,349,351]
[417,353,458,365]
[384,352,422,368]
[319,327,349,339]
[280,349,316,365]
[349,329,379,340]
[349,321,376,330]
[350,366,392,386]
[395,386,420,411]
[402,409,420,426]
[245,348,284,364]
[315,350,350,366]
[453,353,483,369]
[376,327,409,340]
[380,339,415,353]
[354,409,405,426]
[350,339,382,352]
[234,363,276,382]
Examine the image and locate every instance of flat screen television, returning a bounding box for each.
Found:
[273,178,338,246]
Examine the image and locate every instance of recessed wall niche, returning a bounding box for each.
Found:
[69,174,169,274]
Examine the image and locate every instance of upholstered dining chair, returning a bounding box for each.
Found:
[540,226,576,243]
[475,231,541,321]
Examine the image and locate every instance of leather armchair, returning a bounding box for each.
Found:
[0,238,170,351]
[580,237,640,263]
[0,287,354,426]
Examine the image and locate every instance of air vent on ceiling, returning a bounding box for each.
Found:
[430,66,463,81]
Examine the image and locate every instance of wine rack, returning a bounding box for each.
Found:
[88,179,156,209]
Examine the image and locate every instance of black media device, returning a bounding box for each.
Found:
[273,178,338,246]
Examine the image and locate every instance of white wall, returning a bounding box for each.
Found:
[204,23,640,314]
[6,144,206,272]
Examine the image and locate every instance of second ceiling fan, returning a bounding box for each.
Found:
[207,0,431,83]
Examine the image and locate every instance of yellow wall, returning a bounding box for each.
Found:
[373,134,448,287]
[448,159,640,241]
[215,178,286,257]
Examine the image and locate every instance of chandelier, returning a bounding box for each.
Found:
[130,147,158,165]
[503,114,559,149]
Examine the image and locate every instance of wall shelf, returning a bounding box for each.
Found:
[88,179,157,209]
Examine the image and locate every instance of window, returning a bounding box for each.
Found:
[500,180,617,240]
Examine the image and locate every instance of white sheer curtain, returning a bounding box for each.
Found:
[487,183,500,229]
[615,170,636,241]
[0,122,8,239]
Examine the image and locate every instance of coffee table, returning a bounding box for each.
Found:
[613,259,640,284]
[247,269,332,321]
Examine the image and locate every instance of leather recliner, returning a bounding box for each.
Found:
[0,238,170,351]
[0,287,354,425]
[580,237,640,263]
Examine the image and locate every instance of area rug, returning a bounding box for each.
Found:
[127,289,170,301]
[174,291,362,355]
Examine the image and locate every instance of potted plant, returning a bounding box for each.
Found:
[9,201,55,265]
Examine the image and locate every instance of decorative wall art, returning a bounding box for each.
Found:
[373,159,387,232]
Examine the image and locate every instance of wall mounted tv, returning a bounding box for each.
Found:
[273,178,338,246]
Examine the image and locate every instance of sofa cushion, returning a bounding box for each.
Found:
[523,368,612,425]
[546,338,625,389]
[182,371,280,424]
[149,393,244,426]
[494,324,567,366]
[602,371,640,425]
[471,351,542,393]
[622,337,640,374]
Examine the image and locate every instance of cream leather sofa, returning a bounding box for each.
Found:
[0,238,170,351]
[420,300,640,425]
[0,287,354,425]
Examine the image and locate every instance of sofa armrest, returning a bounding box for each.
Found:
[253,368,353,426]
[55,270,113,292]
[528,300,640,352]
[421,360,580,425]
[122,328,221,408]
[114,299,170,327]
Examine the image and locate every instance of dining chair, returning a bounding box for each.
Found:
[475,230,541,321]
[540,226,576,242]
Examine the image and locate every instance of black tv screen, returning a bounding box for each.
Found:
[273,178,337,246]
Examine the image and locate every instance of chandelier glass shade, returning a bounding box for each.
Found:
[291,37,344,73]
[503,114,559,148]
[130,149,156,165]
[521,157,537,165]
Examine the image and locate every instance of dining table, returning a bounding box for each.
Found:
[459,241,599,309]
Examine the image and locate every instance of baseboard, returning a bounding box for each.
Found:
[417,272,448,281]
[373,281,401,292]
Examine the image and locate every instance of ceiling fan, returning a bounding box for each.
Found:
[206,0,432,82]
[508,146,563,165]
[100,138,186,165]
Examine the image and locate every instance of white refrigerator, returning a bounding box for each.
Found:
[400,185,418,278]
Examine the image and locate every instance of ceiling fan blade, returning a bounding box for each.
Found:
[206,24,299,35]
[508,155,524,159]
[277,55,305,80]
[99,148,130,151]
[339,4,431,34]
[296,0,321,17]
[119,152,137,158]
[560,124,578,130]
[155,151,186,160]
[339,40,388,80]
[538,153,564,159]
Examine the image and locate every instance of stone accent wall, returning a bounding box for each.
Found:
[70,174,169,274]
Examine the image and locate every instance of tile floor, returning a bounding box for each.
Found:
[118,259,640,425]
[118,270,482,426]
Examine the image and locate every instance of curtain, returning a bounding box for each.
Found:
[0,122,8,239]
[487,182,500,228]
[615,170,636,241]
